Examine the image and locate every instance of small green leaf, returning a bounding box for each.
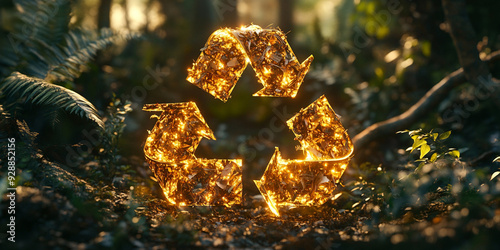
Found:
[332,193,342,200]
[429,153,438,163]
[415,158,428,162]
[411,139,427,153]
[420,144,430,159]
[491,171,500,181]
[421,41,432,57]
[432,133,439,141]
[449,150,460,158]
[439,131,451,140]
[493,156,500,163]
[416,162,425,171]
[408,129,422,137]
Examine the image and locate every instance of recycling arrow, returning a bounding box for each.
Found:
[187,25,314,102]
[143,102,242,206]
[254,95,354,216]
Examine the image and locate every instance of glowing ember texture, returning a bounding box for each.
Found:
[187,25,314,102]
[143,102,242,206]
[254,95,354,216]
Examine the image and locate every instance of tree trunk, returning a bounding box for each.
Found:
[442,0,491,85]
[279,0,294,33]
[97,0,112,29]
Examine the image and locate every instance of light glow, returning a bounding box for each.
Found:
[187,25,314,102]
[254,95,354,216]
[143,102,242,207]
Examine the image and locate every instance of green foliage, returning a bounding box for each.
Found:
[338,127,500,226]
[0,104,41,168]
[12,0,71,45]
[351,0,391,39]
[1,72,103,127]
[335,163,391,220]
[0,0,137,128]
[492,156,500,181]
[97,97,133,176]
[397,129,461,170]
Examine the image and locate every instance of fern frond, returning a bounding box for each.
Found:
[7,0,140,82]
[13,0,71,45]
[0,40,18,79]
[1,72,104,128]
[11,0,140,81]
[43,28,140,82]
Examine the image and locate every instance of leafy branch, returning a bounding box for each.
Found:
[398,129,460,169]
[1,72,104,128]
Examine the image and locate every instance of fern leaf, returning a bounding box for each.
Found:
[1,72,104,128]
[45,29,140,82]
[9,0,139,82]
[13,0,71,45]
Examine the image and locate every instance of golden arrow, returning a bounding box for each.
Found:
[254,95,354,216]
[187,25,314,102]
[143,102,242,206]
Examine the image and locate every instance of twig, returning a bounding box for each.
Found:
[469,150,498,166]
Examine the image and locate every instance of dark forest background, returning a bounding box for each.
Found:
[1,0,500,248]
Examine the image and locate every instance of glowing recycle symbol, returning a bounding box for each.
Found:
[143,25,353,216]
[254,95,353,216]
[143,102,242,206]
